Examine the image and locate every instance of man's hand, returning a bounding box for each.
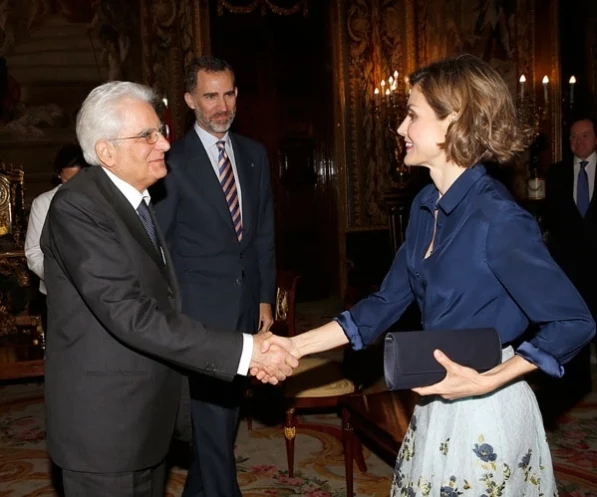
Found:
[258,303,274,333]
[250,332,298,385]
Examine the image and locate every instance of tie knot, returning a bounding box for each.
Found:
[216,140,226,151]
[581,160,589,169]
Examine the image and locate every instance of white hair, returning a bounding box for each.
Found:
[76,81,156,165]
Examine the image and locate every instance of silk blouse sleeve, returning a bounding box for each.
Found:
[334,243,415,350]
[486,208,595,377]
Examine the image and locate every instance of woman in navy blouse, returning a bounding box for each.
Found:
[258,54,595,494]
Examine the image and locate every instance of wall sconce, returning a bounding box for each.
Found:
[372,70,409,188]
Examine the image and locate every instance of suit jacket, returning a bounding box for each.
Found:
[41,166,243,473]
[153,129,276,333]
[545,160,597,313]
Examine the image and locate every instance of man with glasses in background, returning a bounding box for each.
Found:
[41,81,296,497]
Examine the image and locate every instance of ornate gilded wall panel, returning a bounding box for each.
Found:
[341,0,415,229]
[336,0,560,230]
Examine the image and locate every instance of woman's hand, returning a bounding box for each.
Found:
[412,349,495,400]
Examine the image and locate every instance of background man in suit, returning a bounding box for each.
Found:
[41,81,295,497]
[153,56,276,497]
[544,116,597,417]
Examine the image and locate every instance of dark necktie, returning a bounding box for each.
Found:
[136,200,159,250]
[216,140,243,242]
[577,160,590,217]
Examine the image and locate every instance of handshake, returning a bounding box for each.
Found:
[248,332,301,385]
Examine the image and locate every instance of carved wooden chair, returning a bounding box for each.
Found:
[281,297,367,479]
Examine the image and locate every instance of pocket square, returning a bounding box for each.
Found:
[383,328,502,390]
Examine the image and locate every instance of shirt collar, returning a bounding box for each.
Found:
[101,167,150,210]
[421,164,487,214]
[194,122,230,151]
[574,151,597,167]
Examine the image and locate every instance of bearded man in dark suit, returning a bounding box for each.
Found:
[41,81,295,497]
[153,56,276,497]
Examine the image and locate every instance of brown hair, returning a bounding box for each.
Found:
[410,54,533,168]
[184,56,235,93]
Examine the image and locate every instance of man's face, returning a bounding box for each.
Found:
[184,69,237,138]
[570,120,597,160]
[102,98,171,191]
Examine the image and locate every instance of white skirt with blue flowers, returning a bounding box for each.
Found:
[391,347,557,497]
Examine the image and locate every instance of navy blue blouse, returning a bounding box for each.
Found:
[336,165,595,378]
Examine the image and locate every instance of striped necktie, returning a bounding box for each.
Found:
[216,140,243,241]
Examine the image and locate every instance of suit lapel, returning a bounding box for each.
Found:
[92,167,166,271]
[230,133,252,243]
[184,131,237,234]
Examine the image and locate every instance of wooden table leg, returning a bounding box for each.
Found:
[342,406,354,496]
[284,407,296,477]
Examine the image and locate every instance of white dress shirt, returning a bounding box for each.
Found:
[573,151,596,205]
[194,123,243,218]
[25,184,61,294]
[101,167,253,376]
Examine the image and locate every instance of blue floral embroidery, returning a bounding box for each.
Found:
[473,443,497,462]
[440,485,461,496]
[518,449,531,469]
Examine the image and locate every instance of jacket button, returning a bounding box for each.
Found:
[235,278,241,285]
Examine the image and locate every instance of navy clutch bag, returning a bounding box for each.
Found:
[383,328,502,390]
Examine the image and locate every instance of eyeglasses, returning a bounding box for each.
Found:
[110,125,169,145]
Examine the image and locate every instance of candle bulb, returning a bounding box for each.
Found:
[388,76,394,85]
[404,75,410,95]
[381,80,386,89]
[394,70,399,80]
[519,74,526,102]
[569,75,576,104]
[542,76,549,104]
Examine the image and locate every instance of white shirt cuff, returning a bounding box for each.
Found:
[236,333,254,376]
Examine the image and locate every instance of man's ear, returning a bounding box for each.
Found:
[234,87,238,98]
[96,140,116,168]
[184,92,196,110]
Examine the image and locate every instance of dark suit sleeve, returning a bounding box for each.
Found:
[45,190,243,381]
[255,145,276,305]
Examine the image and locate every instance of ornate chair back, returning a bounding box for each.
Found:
[0,162,26,245]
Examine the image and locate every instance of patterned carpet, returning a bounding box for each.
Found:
[1,300,596,496]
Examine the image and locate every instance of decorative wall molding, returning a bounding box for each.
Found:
[216,0,308,17]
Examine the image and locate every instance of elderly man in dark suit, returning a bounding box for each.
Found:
[544,116,597,415]
[41,81,296,497]
[153,56,276,497]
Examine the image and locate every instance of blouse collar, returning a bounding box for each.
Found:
[421,164,487,214]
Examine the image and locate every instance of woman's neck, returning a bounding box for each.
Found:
[429,162,467,195]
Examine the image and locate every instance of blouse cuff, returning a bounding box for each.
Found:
[516,341,564,378]
[333,311,365,351]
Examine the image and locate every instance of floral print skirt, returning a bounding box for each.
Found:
[391,347,557,497]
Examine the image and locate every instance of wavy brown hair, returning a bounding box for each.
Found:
[410,54,533,168]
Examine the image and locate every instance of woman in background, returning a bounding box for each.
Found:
[262,55,595,495]
[25,144,87,312]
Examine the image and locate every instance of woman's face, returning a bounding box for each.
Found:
[397,85,452,169]
[58,165,82,183]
